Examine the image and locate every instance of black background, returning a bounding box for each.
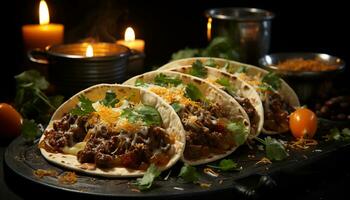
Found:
[1,0,350,199]
[1,0,349,101]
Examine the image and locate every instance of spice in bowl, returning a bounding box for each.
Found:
[276,58,338,72]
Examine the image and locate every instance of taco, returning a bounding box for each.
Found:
[124,71,250,165]
[160,60,263,139]
[39,84,186,177]
[158,57,300,134]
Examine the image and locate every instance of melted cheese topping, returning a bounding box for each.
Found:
[62,142,86,155]
[148,85,200,107]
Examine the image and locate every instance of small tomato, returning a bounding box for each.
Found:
[289,108,318,139]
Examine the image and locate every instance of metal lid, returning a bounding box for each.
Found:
[46,43,130,61]
[205,7,275,21]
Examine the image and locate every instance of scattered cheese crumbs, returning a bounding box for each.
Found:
[248,154,255,159]
[149,85,199,107]
[131,188,141,193]
[93,103,121,124]
[173,187,184,191]
[219,180,224,185]
[314,149,323,153]
[198,182,212,188]
[164,170,172,181]
[58,172,77,185]
[289,138,318,150]
[203,168,219,177]
[255,157,272,165]
[33,169,58,178]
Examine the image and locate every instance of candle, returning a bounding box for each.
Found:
[22,0,64,50]
[85,44,94,57]
[116,27,145,52]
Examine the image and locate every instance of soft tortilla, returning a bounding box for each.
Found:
[39,84,186,177]
[158,57,300,134]
[124,71,250,165]
[166,65,264,139]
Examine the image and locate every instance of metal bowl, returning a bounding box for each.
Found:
[259,52,345,103]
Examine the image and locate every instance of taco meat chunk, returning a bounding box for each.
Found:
[179,103,235,160]
[263,92,295,133]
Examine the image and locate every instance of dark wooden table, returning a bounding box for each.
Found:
[1,138,350,200]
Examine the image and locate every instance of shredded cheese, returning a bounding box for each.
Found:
[255,157,272,165]
[289,138,318,150]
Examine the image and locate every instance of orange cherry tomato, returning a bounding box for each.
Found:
[0,103,23,138]
[289,108,318,139]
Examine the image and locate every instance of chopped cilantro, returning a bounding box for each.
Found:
[215,77,237,97]
[70,95,96,116]
[135,79,147,87]
[190,60,207,78]
[178,164,199,183]
[185,83,203,101]
[133,164,161,191]
[100,91,119,107]
[154,73,182,87]
[324,128,350,141]
[204,58,217,68]
[255,136,288,161]
[207,159,239,171]
[236,66,247,73]
[227,121,248,145]
[171,102,182,113]
[261,72,281,91]
[21,119,42,141]
[135,105,162,126]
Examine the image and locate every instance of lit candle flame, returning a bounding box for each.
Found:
[86,44,94,57]
[39,0,50,25]
[124,27,135,42]
[207,17,212,41]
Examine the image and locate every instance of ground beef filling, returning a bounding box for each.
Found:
[179,104,236,161]
[40,114,88,153]
[77,125,174,169]
[235,97,259,135]
[41,113,175,170]
[263,92,295,133]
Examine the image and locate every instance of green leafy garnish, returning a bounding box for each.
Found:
[207,159,239,171]
[190,60,207,78]
[171,102,182,113]
[178,164,199,183]
[21,119,42,141]
[120,108,138,123]
[227,121,248,146]
[236,66,247,73]
[133,164,161,191]
[256,136,289,161]
[70,95,96,116]
[185,83,203,101]
[121,105,162,125]
[215,77,237,97]
[135,105,162,126]
[15,70,49,90]
[324,128,350,141]
[171,48,201,60]
[261,72,281,91]
[100,91,119,107]
[154,73,182,87]
[204,58,217,68]
[135,79,147,87]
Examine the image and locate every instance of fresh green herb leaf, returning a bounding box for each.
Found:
[190,60,207,78]
[171,102,182,113]
[256,136,288,161]
[207,159,239,171]
[135,105,162,126]
[21,119,42,140]
[324,128,350,141]
[222,62,230,70]
[215,77,237,97]
[15,70,49,90]
[154,73,182,87]
[201,37,240,60]
[135,79,147,87]
[261,72,281,91]
[227,121,248,145]
[185,83,203,101]
[178,164,199,183]
[70,95,96,116]
[133,164,161,191]
[120,108,138,123]
[204,58,217,68]
[171,48,201,61]
[100,91,119,107]
[236,66,247,73]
